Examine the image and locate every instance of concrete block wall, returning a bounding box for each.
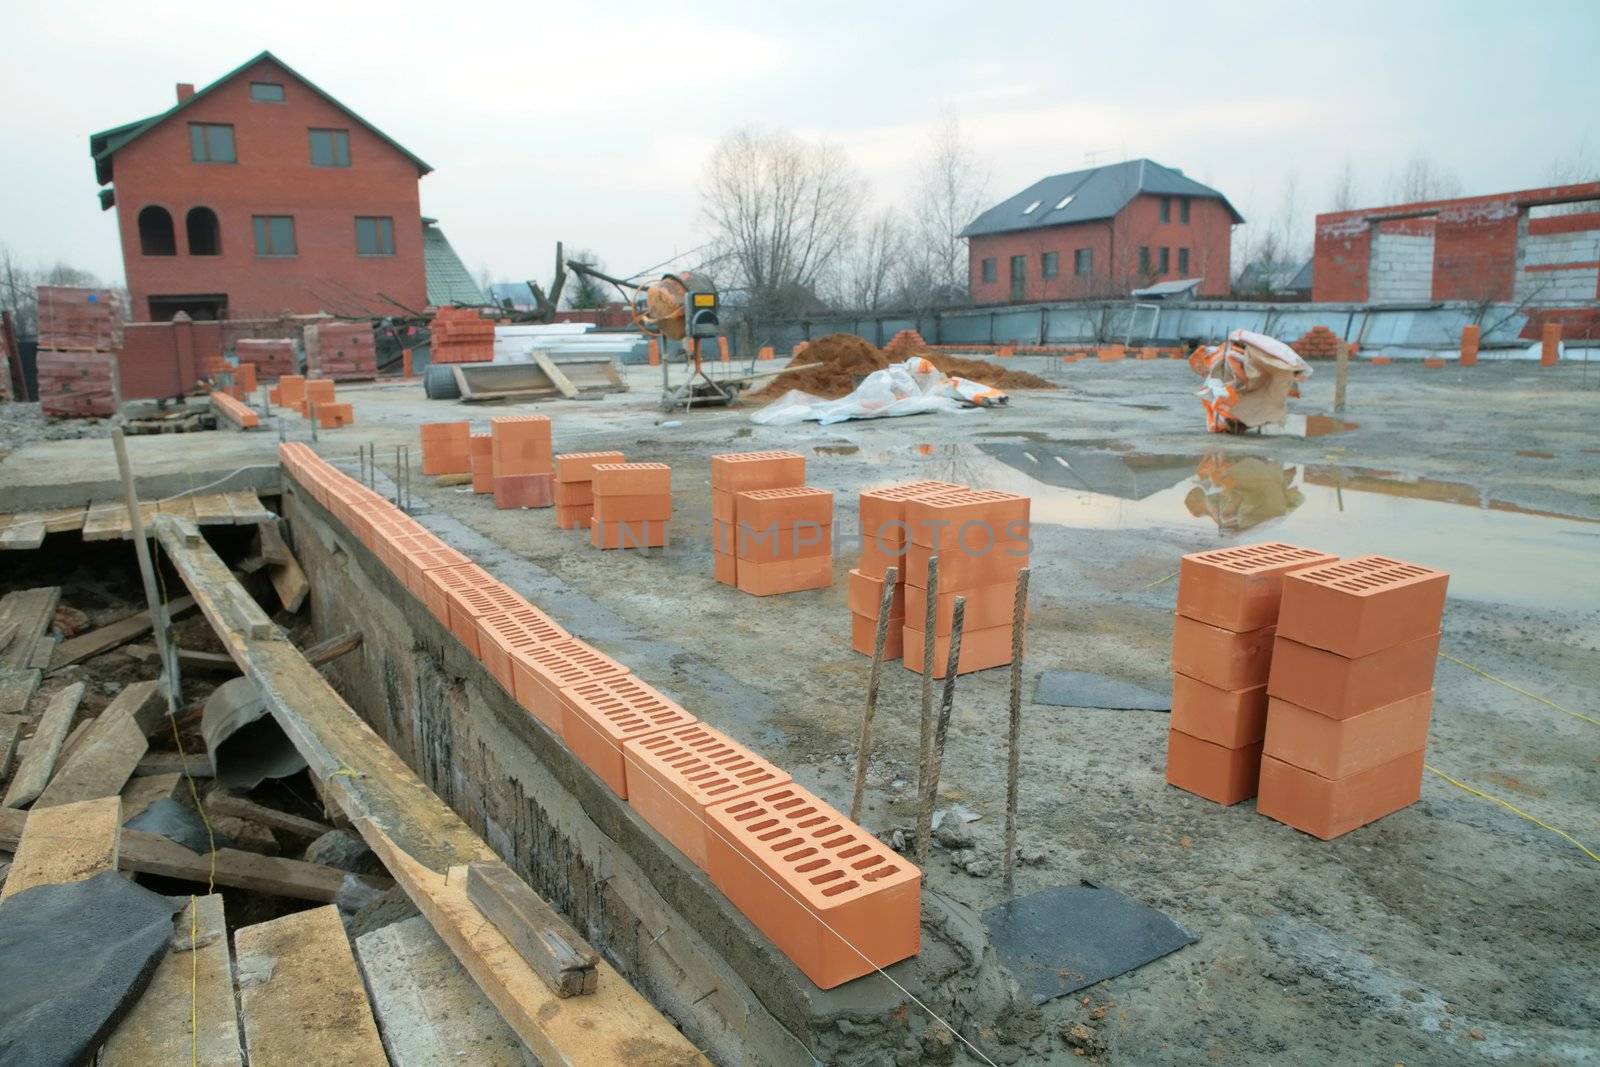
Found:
[1515,217,1600,305]
[1368,230,1436,303]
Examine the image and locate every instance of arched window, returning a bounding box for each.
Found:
[186,207,221,256]
[137,206,176,256]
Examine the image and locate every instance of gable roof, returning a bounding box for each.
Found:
[961,158,1243,239]
[422,220,486,307]
[90,50,431,186]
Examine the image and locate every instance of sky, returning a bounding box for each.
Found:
[3,0,1597,290]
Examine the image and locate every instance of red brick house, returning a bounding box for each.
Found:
[90,52,434,321]
[963,159,1242,303]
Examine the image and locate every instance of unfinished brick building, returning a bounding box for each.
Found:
[963,159,1242,304]
[1312,183,1600,307]
[90,51,433,322]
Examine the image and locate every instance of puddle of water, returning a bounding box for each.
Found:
[871,444,1599,611]
[1256,413,1360,438]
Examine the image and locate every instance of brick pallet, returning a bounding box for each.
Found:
[235,338,298,379]
[37,285,123,351]
[1166,543,1337,806]
[430,307,495,364]
[304,322,377,380]
[36,351,121,418]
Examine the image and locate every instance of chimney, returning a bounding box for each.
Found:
[176,82,196,103]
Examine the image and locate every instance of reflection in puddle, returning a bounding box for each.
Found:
[889,444,1599,610]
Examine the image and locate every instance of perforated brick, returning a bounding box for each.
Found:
[704,782,921,989]
[591,463,671,497]
[858,480,965,544]
[418,561,489,622]
[509,638,630,732]
[559,674,694,796]
[1278,555,1448,657]
[734,486,834,530]
[1177,542,1339,631]
[474,607,569,691]
[445,583,528,655]
[709,451,805,492]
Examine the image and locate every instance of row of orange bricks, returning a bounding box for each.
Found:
[850,480,1031,678]
[264,375,354,428]
[1167,542,1449,840]
[208,391,259,429]
[710,451,835,596]
[280,440,912,988]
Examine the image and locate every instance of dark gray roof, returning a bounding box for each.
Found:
[1289,259,1313,292]
[961,158,1243,239]
[422,220,485,306]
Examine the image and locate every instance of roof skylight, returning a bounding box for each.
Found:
[1055,194,1074,209]
[1022,200,1041,214]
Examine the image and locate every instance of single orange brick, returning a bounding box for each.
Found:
[710,451,805,493]
[713,550,737,586]
[560,674,695,796]
[554,451,625,482]
[1422,358,1446,368]
[589,518,668,549]
[1177,543,1339,632]
[1170,673,1269,749]
[490,416,553,477]
[902,624,1015,677]
[554,504,592,530]
[622,721,790,868]
[735,523,832,562]
[856,538,911,581]
[735,486,833,529]
[420,561,491,624]
[847,569,904,619]
[1165,729,1262,805]
[712,488,736,523]
[304,379,336,404]
[1370,356,1393,365]
[446,583,527,656]
[592,493,672,523]
[493,473,554,509]
[592,463,670,496]
[903,540,1027,592]
[469,434,494,494]
[1257,749,1424,839]
[904,578,1019,635]
[552,481,593,507]
[476,607,569,692]
[1170,614,1276,691]
[510,637,630,732]
[858,480,965,543]
[1267,632,1439,720]
[851,612,906,658]
[736,555,831,596]
[420,422,472,475]
[904,489,1030,550]
[704,782,921,989]
[1263,691,1433,780]
[1278,556,1448,658]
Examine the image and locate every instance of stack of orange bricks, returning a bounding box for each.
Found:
[297,378,353,427]
[228,361,258,399]
[489,415,554,509]
[1259,556,1446,838]
[419,421,472,476]
[268,373,302,409]
[1168,544,1338,805]
[902,488,1030,677]
[850,481,963,660]
[883,329,927,354]
[277,440,920,988]
[304,321,377,380]
[429,307,495,364]
[1289,326,1341,360]
[468,433,494,494]
[235,338,297,379]
[552,451,624,530]
[590,463,670,548]
[710,451,836,595]
[209,391,259,429]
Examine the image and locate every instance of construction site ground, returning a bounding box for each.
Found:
[3,355,1596,1064]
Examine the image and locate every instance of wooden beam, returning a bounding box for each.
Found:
[157,496,197,522]
[123,644,238,673]
[192,494,235,526]
[99,894,244,1066]
[0,516,45,551]
[0,806,390,903]
[50,597,197,669]
[0,795,120,901]
[532,350,580,399]
[256,519,293,565]
[269,552,309,613]
[39,506,86,534]
[150,515,705,1066]
[2,681,85,808]
[0,671,39,717]
[235,906,388,1066]
[133,752,212,777]
[224,491,274,525]
[204,791,331,841]
[34,713,147,809]
[467,861,599,997]
[0,587,60,672]
[81,502,127,541]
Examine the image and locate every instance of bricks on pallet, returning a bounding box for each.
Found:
[1170,674,1269,749]
[1165,730,1263,806]
[36,351,121,418]
[1177,543,1340,632]
[1257,750,1425,840]
[490,415,553,477]
[419,422,472,476]
[475,607,570,692]
[623,721,790,869]
[429,307,496,364]
[36,285,123,350]
[469,434,494,493]
[704,782,921,989]
[1276,556,1448,659]
[304,322,376,380]
[1267,631,1439,719]
[1263,691,1433,781]
[510,638,630,732]
[559,674,696,797]
[494,473,554,510]
[235,338,297,379]
[1170,614,1276,691]
[590,517,668,550]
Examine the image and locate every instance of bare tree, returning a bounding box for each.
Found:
[1329,157,1362,212]
[1233,174,1309,291]
[563,248,612,309]
[910,113,989,302]
[831,210,907,311]
[1387,156,1462,203]
[0,245,110,335]
[474,264,494,300]
[1545,144,1599,215]
[701,128,863,320]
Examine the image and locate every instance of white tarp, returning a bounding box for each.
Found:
[751,357,1008,426]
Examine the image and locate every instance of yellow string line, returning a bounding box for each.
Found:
[1425,763,1599,864]
[1437,651,1600,728]
[1141,571,1178,590]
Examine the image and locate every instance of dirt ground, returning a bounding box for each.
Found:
[6,354,1597,1063]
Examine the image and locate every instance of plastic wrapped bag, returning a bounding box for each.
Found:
[750,358,1008,426]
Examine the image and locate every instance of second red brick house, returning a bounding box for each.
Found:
[89,51,471,322]
[963,159,1242,303]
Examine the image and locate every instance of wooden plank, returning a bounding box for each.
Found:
[269,554,309,613]
[2,681,85,808]
[0,671,40,717]
[0,587,60,671]
[257,520,292,565]
[467,860,599,996]
[134,751,212,777]
[34,713,148,809]
[50,595,197,668]
[157,496,197,522]
[0,807,389,903]
[224,491,274,525]
[192,493,235,525]
[0,714,24,783]
[117,501,160,540]
[101,678,168,739]
[123,643,237,673]
[39,506,86,534]
[120,772,182,821]
[204,791,331,841]
[150,515,705,1067]
[355,915,537,1067]
[532,350,580,399]
[0,515,45,551]
[365,826,708,1067]
[55,715,96,767]
[99,894,244,1066]
[235,905,388,1067]
[0,795,120,901]
[81,502,128,541]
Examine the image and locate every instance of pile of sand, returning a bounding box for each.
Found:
[752,333,1055,400]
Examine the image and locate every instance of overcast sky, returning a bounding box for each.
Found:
[3,0,1597,290]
